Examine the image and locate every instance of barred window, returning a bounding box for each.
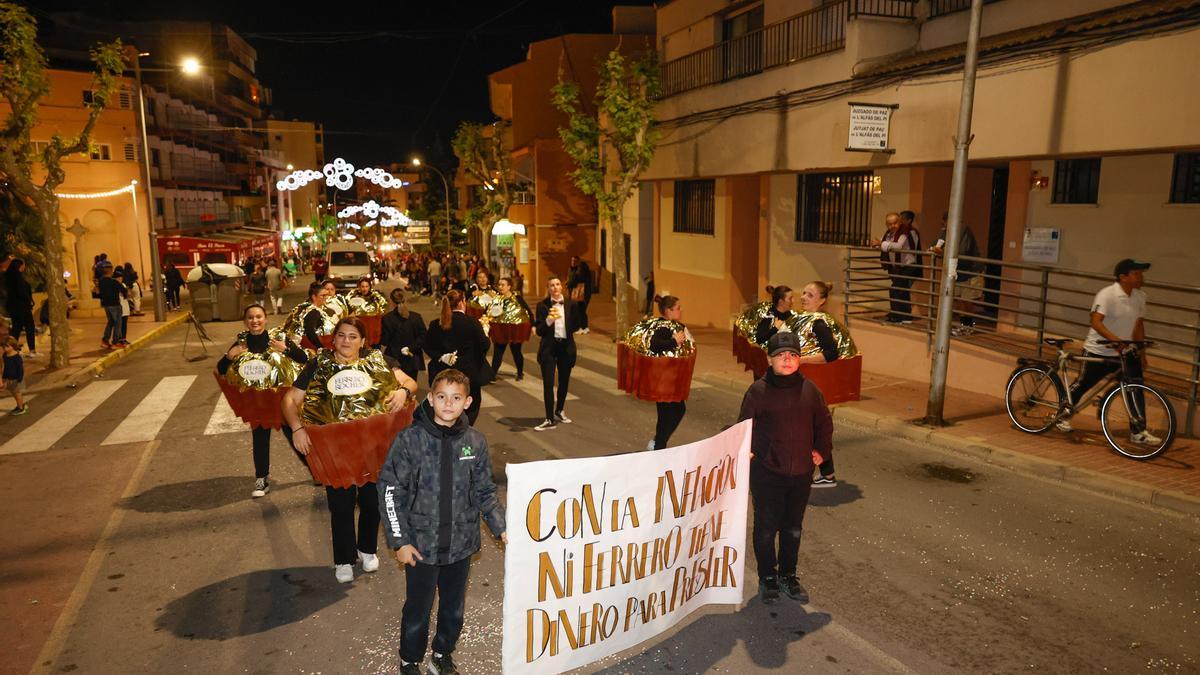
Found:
[795,172,873,245]
[672,180,715,235]
[1169,153,1200,204]
[1052,158,1101,204]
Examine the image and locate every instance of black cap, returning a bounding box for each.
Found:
[767,331,803,356]
[1114,259,1150,278]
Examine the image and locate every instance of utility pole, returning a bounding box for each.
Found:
[926,0,984,425]
[130,48,167,322]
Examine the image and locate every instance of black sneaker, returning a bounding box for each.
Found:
[554,411,572,424]
[811,475,837,488]
[251,477,269,498]
[426,652,459,675]
[399,660,422,675]
[759,575,780,604]
[779,576,809,603]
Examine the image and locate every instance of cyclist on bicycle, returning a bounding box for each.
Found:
[1056,258,1159,445]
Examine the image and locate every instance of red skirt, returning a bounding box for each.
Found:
[732,330,768,380]
[799,355,863,405]
[466,306,485,320]
[302,334,335,351]
[304,406,416,488]
[214,374,290,430]
[617,343,696,403]
[359,314,382,345]
[489,322,532,345]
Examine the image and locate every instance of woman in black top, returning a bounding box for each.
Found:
[379,289,426,380]
[4,259,37,356]
[648,295,690,450]
[164,261,184,310]
[217,304,309,497]
[423,289,490,425]
[754,285,794,346]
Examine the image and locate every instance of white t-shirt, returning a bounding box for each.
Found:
[1083,282,1146,356]
[549,299,566,338]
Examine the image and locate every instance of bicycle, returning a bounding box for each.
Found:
[1004,338,1176,460]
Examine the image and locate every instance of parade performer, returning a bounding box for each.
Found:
[215,304,308,498]
[618,295,696,451]
[533,276,583,431]
[733,285,795,378]
[486,276,532,382]
[282,281,339,350]
[282,317,417,583]
[465,269,497,320]
[381,289,427,381]
[322,279,349,319]
[343,276,388,346]
[423,290,490,426]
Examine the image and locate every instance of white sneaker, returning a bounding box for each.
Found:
[1130,430,1163,446]
[334,564,354,583]
[1055,418,1073,433]
[555,412,572,424]
[26,351,41,358]
[534,419,556,432]
[359,551,379,573]
[645,440,656,451]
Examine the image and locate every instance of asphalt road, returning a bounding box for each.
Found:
[1,279,1197,674]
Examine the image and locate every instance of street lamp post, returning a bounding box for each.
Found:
[412,158,451,252]
[128,49,167,321]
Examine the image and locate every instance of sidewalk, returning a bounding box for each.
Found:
[579,294,1200,516]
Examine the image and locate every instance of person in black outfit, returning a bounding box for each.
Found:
[533,276,583,431]
[754,285,795,345]
[216,304,309,498]
[4,259,38,357]
[380,289,426,381]
[423,290,490,425]
[796,280,843,489]
[164,261,184,310]
[567,256,592,333]
[97,263,127,349]
[647,295,690,450]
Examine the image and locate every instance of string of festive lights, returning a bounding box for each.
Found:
[56,181,138,199]
[274,158,412,192]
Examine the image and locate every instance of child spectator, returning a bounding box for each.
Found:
[2,337,27,415]
[378,369,506,675]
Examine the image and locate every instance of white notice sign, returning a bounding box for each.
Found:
[847,103,896,152]
[1022,227,1061,264]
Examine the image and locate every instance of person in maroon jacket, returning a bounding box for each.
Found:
[738,330,834,605]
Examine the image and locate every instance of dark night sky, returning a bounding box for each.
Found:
[25,0,655,168]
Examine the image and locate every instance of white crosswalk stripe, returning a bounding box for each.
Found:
[102,375,197,446]
[495,371,579,402]
[0,380,127,456]
[204,395,245,435]
[563,363,621,395]
[479,391,503,409]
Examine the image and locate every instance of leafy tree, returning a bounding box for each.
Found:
[451,120,512,261]
[552,48,660,335]
[1,2,124,368]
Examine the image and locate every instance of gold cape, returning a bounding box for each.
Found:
[486,294,531,324]
[781,311,859,359]
[622,317,696,357]
[343,289,388,316]
[224,328,304,390]
[282,301,340,346]
[735,301,796,345]
[300,348,400,426]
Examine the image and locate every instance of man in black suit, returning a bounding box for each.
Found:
[533,276,582,431]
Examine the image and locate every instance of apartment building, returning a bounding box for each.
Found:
[264,119,327,228]
[621,0,1200,335]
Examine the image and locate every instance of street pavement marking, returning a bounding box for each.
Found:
[480,391,503,409]
[0,380,127,456]
[495,369,579,402]
[560,363,622,395]
[102,375,197,446]
[204,395,245,435]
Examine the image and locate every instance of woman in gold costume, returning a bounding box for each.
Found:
[283,281,340,350]
[487,276,533,382]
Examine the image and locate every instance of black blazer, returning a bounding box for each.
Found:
[534,297,582,365]
[423,311,490,385]
[380,308,427,376]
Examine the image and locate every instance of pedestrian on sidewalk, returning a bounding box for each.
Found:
[216,304,310,498]
[4,259,39,358]
[567,255,592,334]
[929,212,984,335]
[164,261,184,311]
[265,260,284,314]
[643,294,693,451]
[423,290,489,426]
[282,317,416,584]
[738,331,834,605]
[249,263,269,309]
[378,368,507,675]
[533,276,583,431]
[870,212,919,324]
[98,263,127,349]
[1,337,28,415]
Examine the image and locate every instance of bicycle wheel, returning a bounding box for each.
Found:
[1005,366,1063,433]
[1100,383,1176,460]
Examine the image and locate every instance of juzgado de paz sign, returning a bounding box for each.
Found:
[501,421,752,674]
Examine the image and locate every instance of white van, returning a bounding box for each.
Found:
[325,242,372,290]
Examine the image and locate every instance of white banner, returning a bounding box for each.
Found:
[501,421,752,674]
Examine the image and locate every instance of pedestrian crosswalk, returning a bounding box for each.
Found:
[0,357,710,456]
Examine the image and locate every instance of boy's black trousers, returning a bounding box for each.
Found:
[400,557,471,664]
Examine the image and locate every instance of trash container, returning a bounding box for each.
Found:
[187,263,245,321]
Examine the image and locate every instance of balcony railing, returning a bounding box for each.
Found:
[173,201,248,230]
[929,0,1004,19]
[660,0,917,97]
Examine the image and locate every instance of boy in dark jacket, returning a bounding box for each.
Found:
[738,331,833,605]
[378,369,506,675]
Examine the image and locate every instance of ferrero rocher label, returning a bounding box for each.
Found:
[224,328,303,390]
[300,348,399,425]
[622,317,696,357]
[468,290,497,314]
[282,302,339,345]
[490,295,531,325]
[782,311,859,359]
[344,289,388,316]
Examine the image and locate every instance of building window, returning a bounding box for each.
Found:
[795,172,874,245]
[1169,153,1200,204]
[150,148,161,168]
[123,143,136,161]
[672,180,715,235]
[32,140,51,157]
[154,198,165,217]
[89,144,112,161]
[721,5,764,81]
[1052,158,1101,204]
[82,90,94,105]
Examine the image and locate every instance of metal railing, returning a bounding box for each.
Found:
[172,201,247,229]
[660,0,917,97]
[843,245,1200,435]
[929,0,1005,19]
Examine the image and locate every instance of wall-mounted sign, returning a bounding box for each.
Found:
[846,102,898,153]
[1022,227,1061,264]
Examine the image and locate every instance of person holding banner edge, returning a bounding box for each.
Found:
[738,331,834,604]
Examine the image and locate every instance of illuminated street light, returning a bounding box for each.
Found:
[181,56,201,75]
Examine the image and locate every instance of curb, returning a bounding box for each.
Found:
[577,332,1200,519]
[36,313,193,391]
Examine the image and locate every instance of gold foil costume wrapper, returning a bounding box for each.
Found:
[734,301,796,346]
[344,289,388,316]
[323,294,348,319]
[781,311,859,359]
[622,317,696,357]
[488,295,531,324]
[282,302,340,346]
[467,289,498,314]
[224,328,304,390]
[300,349,400,426]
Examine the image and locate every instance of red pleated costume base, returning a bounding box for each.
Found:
[732,330,769,379]
[214,374,289,430]
[304,406,415,488]
[617,343,696,403]
[488,322,531,345]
